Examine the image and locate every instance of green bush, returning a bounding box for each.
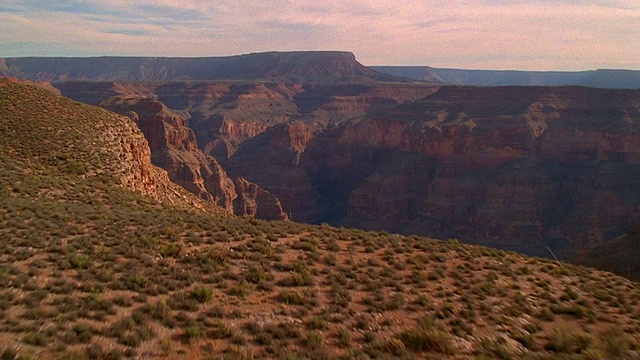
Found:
[184,325,204,342]
[191,287,213,303]
[544,329,593,354]
[68,253,91,269]
[396,319,457,355]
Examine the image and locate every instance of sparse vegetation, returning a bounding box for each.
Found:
[0,79,640,358]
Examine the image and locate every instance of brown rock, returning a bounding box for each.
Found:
[100,96,289,220]
[234,177,289,221]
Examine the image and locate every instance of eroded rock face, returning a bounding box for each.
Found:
[222,85,640,256]
[100,96,288,220]
[1,52,403,82]
[234,177,289,221]
[302,86,640,256]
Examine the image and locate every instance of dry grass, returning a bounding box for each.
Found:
[1,79,640,359]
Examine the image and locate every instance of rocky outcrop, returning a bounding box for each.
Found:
[212,85,640,257]
[234,177,289,221]
[582,231,640,281]
[100,97,234,209]
[99,96,288,220]
[0,78,222,213]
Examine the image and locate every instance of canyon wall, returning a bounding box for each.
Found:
[58,81,640,258]
[99,95,288,220]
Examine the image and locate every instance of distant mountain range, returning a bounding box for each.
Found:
[0,51,403,83]
[3,51,639,89]
[372,66,640,89]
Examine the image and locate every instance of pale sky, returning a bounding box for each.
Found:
[1,0,638,70]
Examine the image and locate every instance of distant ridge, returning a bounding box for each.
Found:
[372,66,640,89]
[0,51,405,83]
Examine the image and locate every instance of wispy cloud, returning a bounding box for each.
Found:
[0,0,638,70]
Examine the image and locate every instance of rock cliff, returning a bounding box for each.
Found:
[234,177,289,221]
[372,66,640,89]
[99,95,288,220]
[0,77,221,213]
[300,86,640,256]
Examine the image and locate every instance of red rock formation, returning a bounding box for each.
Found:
[234,177,289,221]
[309,86,640,256]
[99,96,288,220]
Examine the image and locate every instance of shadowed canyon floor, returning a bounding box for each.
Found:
[2,78,640,359]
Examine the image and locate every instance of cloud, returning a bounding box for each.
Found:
[103,29,149,36]
[0,0,638,70]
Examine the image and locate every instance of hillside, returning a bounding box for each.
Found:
[372,66,640,89]
[0,78,221,212]
[0,52,404,83]
[2,79,640,359]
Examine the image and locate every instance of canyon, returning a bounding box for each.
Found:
[4,78,640,359]
[55,80,640,259]
[4,52,640,259]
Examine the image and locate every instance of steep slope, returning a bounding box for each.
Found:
[373,66,640,89]
[99,95,288,220]
[0,77,220,213]
[56,81,440,221]
[0,52,404,83]
[2,77,640,359]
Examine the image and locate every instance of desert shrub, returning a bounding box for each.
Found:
[474,336,521,359]
[560,288,580,302]
[279,289,317,307]
[305,316,329,330]
[23,331,49,346]
[159,243,182,258]
[68,253,91,269]
[191,287,213,303]
[335,328,351,347]
[600,326,631,357]
[381,338,408,356]
[227,281,254,298]
[279,289,306,305]
[168,292,200,312]
[550,304,593,320]
[395,319,457,355]
[184,325,204,342]
[209,319,232,339]
[303,331,323,348]
[244,265,272,284]
[123,274,148,291]
[67,323,93,344]
[279,267,315,287]
[544,329,593,354]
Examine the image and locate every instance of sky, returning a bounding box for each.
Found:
[0,0,639,71]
